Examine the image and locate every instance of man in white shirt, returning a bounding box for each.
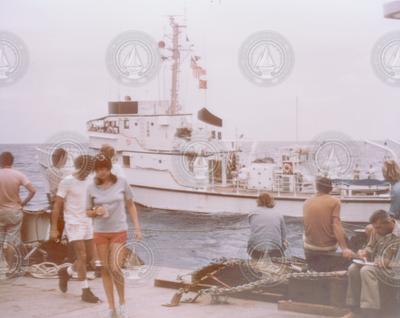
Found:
[50,154,100,303]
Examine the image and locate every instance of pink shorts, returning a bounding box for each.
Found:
[93,231,127,245]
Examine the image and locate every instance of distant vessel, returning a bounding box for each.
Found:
[38,17,391,222]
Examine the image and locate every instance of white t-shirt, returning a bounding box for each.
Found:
[57,175,92,225]
[43,166,73,198]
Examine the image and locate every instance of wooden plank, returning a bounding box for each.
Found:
[154,278,213,292]
[278,300,350,317]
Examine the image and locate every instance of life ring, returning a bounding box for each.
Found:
[283,163,293,175]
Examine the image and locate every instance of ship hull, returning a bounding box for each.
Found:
[130,183,390,223]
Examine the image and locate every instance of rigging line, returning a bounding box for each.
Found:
[157,63,161,105]
[163,61,166,101]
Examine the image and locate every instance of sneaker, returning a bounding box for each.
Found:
[119,304,128,318]
[106,309,118,318]
[81,287,101,303]
[57,267,70,293]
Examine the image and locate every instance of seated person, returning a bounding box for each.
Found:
[247,192,288,260]
[303,177,353,272]
[347,209,400,318]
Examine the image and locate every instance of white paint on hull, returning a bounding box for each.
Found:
[131,184,390,223]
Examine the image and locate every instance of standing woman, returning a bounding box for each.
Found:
[382,160,400,219]
[87,154,141,318]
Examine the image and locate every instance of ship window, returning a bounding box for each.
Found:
[134,122,138,126]
[151,122,154,126]
[123,155,130,168]
[124,119,130,129]
[218,131,222,139]
[211,130,216,139]
[158,159,162,164]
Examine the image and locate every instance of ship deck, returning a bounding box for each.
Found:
[0,266,325,318]
[198,185,391,203]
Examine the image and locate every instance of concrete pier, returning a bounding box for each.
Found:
[0,266,327,318]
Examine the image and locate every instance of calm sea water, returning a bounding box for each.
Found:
[0,144,374,269]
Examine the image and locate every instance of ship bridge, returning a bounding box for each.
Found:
[87,100,225,154]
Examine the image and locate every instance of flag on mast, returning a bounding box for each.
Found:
[199,79,207,89]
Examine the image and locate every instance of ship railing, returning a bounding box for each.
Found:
[87,119,120,134]
[88,126,120,134]
[335,182,391,198]
[272,173,315,197]
[229,172,315,196]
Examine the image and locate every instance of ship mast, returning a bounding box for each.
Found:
[168,16,186,115]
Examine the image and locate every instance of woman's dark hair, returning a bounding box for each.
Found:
[0,151,14,167]
[51,148,67,166]
[315,176,333,194]
[94,154,117,185]
[100,144,115,160]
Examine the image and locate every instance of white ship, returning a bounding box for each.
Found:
[40,17,392,223]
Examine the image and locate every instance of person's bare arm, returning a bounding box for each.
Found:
[357,229,375,260]
[333,218,349,248]
[50,196,63,241]
[332,202,353,259]
[280,216,288,249]
[21,183,36,207]
[126,199,141,240]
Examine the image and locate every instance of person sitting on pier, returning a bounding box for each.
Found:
[303,177,353,272]
[247,192,288,260]
[346,209,400,318]
[359,161,400,250]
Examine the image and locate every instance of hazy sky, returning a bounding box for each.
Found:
[1,0,400,143]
